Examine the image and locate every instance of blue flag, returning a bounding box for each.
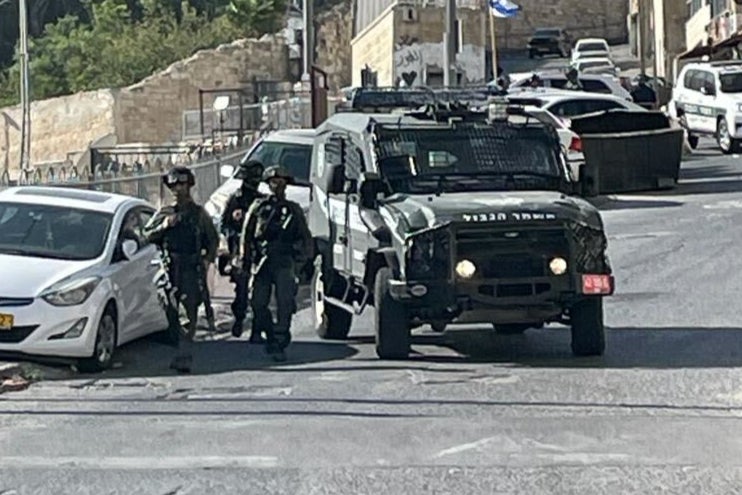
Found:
[489,0,522,18]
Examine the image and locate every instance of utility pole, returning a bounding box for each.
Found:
[302,0,314,82]
[638,0,648,76]
[18,0,31,171]
[443,0,457,87]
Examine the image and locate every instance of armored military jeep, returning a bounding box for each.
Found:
[307,94,614,359]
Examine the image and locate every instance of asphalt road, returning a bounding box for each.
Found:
[1,138,742,494]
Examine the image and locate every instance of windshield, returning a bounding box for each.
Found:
[578,60,613,70]
[0,202,113,260]
[534,29,560,37]
[720,72,742,93]
[577,42,607,52]
[374,123,564,195]
[240,140,312,181]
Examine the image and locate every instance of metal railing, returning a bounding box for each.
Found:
[0,138,255,209]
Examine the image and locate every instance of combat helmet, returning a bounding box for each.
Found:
[235,159,265,185]
[162,165,195,188]
[262,165,294,184]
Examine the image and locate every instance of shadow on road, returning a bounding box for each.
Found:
[593,197,684,211]
[347,324,742,369]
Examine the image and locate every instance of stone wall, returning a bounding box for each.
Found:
[115,35,290,144]
[351,6,396,87]
[1,90,117,177]
[316,1,354,91]
[0,35,291,179]
[491,0,629,50]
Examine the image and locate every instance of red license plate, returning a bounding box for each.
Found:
[581,274,613,295]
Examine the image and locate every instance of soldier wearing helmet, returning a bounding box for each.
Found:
[219,159,266,340]
[564,67,583,90]
[238,165,312,362]
[144,165,219,373]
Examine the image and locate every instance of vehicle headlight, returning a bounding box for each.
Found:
[41,276,101,307]
[549,257,568,275]
[455,259,476,279]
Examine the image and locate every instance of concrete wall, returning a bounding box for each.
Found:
[656,0,688,80]
[351,6,396,87]
[1,90,117,177]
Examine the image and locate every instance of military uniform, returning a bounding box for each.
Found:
[144,166,218,372]
[240,166,312,361]
[219,160,266,339]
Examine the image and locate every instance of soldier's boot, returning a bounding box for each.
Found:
[249,331,265,344]
[231,319,244,338]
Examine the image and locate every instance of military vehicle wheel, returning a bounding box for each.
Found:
[493,323,530,335]
[374,267,410,359]
[312,257,352,340]
[570,298,605,357]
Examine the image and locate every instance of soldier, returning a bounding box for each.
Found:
[220,159,266,340]
[144,165,219,373]
[239,165,312,362]
[564,67,583,91]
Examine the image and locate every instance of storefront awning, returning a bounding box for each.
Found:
[676,43,715,60]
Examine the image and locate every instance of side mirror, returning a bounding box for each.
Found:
[220,164,235,178]
[359,172,385,209]
[121,239,138,260]
[326,163,346,194]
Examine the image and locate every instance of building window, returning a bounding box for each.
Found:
[711,0,728,16]
[688,0,704,17]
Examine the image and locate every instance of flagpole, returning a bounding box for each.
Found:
[488,4,498,82]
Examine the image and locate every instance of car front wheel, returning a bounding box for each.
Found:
[78,309,117,373]
[374,267,410,359]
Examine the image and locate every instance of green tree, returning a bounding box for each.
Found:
[227,0,287,37]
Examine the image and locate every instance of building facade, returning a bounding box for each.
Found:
[351,1,487,88]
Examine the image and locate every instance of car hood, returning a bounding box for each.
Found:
[0,254,100,298]
[380,190,602,236]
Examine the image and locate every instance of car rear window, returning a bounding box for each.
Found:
[577,42,607,52]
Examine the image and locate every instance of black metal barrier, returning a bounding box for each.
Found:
[570,110,684,196]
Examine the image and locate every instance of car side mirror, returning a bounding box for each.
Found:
[359,172,385,209]
[326,163,346,194]
[220,164,235,178]
[121,239,138,260]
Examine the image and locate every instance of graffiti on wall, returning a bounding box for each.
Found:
[393,42,485,87]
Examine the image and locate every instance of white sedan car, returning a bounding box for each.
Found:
[571,38,611,63]
[0,186,166,371]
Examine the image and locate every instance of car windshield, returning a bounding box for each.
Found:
[534,29,560,37]
[240,140,312,181]
[577,42,607,52]
[719,72,742,93]
[578,60,613,70]
[0,202,113,260]
[374,123,564,195]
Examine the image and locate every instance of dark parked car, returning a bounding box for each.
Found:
[528,27,572,59]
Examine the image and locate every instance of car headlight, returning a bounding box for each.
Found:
[455,259,476,279]
[41,276,101,307]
